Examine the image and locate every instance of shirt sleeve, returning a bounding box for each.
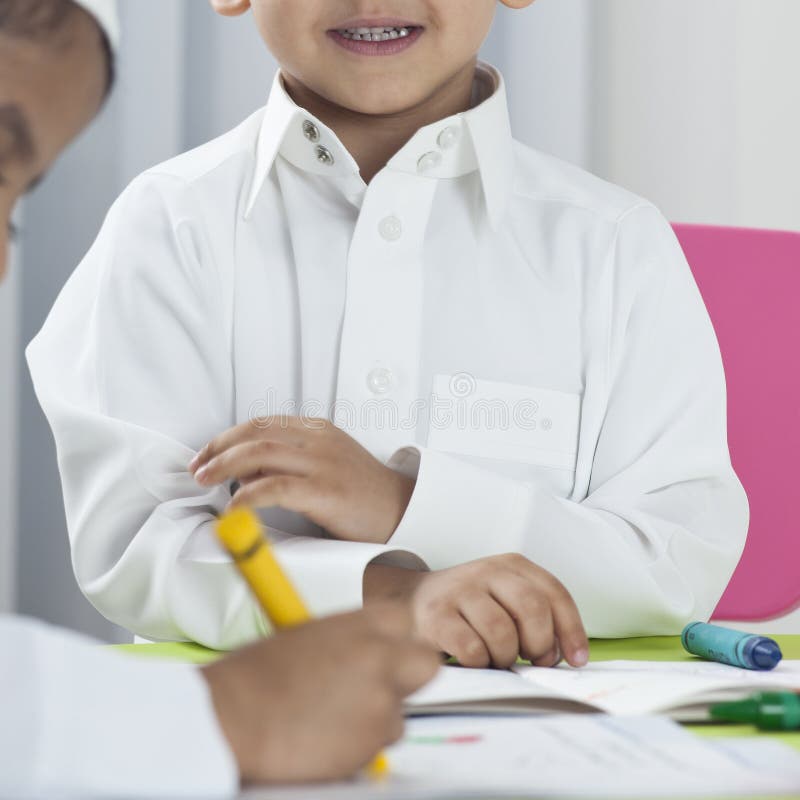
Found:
[0,615,237,798]
[387,204,749,637]
[26,173,421,651]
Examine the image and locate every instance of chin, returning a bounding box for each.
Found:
[335,87,428,117]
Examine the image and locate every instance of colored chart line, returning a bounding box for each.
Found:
[407,734,484,745]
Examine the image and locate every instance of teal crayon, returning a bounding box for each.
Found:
[681,622,782,671]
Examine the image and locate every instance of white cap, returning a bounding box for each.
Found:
[72,0,120,51]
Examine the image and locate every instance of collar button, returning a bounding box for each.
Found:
[437,126,460,150]
[302,120,320,142]
[417,151,443,173]
[315,145,335,166]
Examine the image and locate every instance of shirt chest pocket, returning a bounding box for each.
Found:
[426,374,582,494]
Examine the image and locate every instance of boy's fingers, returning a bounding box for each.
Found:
[530,643,562,667]
[194,440,309,485]
[434,613,491,669]
[459,595,519,669]
[237,474,270,488]
[490,574,555,663]
[190,419,307,472]
[228,474,309,512]
[190,422,263,470]
[549,589,589,667]
[504,557,588,668]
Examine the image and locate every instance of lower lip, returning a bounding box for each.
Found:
[327,27,424,56]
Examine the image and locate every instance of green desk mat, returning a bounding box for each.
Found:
[113,633,800,665]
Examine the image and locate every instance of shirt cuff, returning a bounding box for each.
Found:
[271,534,427,616]
[387,446,527,569]
[179,522,426,633]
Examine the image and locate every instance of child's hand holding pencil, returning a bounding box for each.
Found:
[202,607,437,784]
[208,508,439,785]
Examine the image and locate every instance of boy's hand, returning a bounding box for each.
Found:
[189,417,415,544]
[363,554,589,670]
[201,607,439,785]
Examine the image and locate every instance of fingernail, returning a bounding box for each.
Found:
[572,648,589,667]
[195,466,209,484]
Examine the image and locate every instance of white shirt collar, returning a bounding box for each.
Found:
[244,62,514,230]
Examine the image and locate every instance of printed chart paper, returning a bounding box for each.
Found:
[243,714,800,799]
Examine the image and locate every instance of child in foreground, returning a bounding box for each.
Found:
[2,0,437,794]
[28,0,747,666]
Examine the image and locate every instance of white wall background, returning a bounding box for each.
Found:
[491,0,595,169]
[594,0,800,231]
[5,0,798,640]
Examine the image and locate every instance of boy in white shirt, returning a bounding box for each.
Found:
[28,0,747,668]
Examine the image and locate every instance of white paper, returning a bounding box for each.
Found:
[406,660,800,719]
[518,659,800,716]
[242,715,800,799]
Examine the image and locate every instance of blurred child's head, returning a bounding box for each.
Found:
[210,1,535,116]
[0,0,113,278]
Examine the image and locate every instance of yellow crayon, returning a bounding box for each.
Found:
[215,507,389,779]
[216,507,311,628]
[365,751,390,779]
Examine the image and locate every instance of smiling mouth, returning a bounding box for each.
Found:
[334,25,419,41]
[327,21,425,55]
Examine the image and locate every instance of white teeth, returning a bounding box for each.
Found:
[337,25,416,41]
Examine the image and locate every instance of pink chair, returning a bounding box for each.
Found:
[672,224,800,621]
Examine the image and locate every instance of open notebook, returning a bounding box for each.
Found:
[406,659,800,721]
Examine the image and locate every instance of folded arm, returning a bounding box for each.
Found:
[27,174,418,649]
[386,205,749,637]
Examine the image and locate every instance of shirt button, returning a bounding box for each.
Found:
[437,126,460,149]
[417,151,443,173]
[315,145,335,166]
[378,216,402,242]
[302,120,320,142]
[366,367,395,395]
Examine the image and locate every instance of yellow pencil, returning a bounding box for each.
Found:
[215,507,390,779]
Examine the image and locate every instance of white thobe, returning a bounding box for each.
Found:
[26,63,748,649]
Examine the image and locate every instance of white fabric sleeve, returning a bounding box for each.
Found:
[0,615,237,798]
[388,205,749,637]
[26,174,419,651]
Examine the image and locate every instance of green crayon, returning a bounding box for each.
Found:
[710,692,800,730]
